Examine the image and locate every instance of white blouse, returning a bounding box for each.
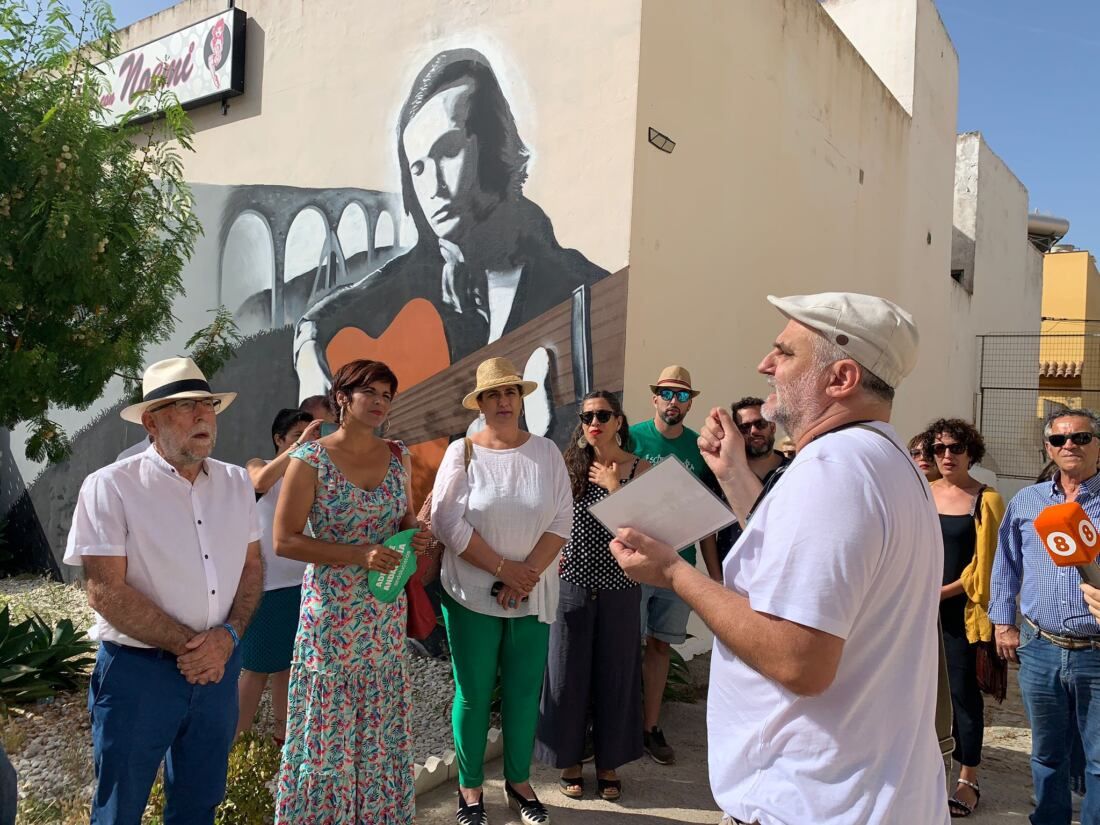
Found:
[430,434,572,623]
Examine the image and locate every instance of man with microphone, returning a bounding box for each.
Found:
[990,408,1100,825]
[610,293,949,825]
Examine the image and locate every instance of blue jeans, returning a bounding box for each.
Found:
[1017,621,1100,825]
[639,584,692,645]
[88,641,241,825]
[0,742,16,825]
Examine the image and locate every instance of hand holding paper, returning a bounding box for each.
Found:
[610,527,683,588]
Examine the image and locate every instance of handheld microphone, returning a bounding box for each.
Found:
[1033,502,1100,588]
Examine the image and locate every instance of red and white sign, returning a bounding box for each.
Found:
[97,8,245,125]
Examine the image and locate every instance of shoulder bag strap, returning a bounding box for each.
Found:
[850,423,929,500]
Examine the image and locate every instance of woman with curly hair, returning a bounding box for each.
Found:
[534,391,650,802]
[923,418,1005,818]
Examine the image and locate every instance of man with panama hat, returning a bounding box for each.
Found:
[629,364,720,766]
[65,356,264,825]
[612,293,949,824]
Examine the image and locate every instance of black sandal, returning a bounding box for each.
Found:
[948,779,980,818]
[505,782,550,824]
[558,773,584,799]
[597,776,622,801]
[456,791,488,825]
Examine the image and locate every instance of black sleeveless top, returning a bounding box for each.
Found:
[939,512,977,635]
[559,459,640,590]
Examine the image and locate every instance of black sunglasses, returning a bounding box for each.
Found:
[1048,432,1095,448]
[932,442,967,457]
[579,410,615,425]
[737,419,771,434]
[909,448,927,459]
[657,389,692,403]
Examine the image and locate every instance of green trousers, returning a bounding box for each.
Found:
[441,592,551,787]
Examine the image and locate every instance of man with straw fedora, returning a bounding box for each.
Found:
[65,357,264,825]
[628,364,720,767]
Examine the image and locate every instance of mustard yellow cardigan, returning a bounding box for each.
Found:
[956,486,1006,643]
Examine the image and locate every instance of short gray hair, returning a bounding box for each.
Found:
[810,335,895,403]
[1043,408,1100,438]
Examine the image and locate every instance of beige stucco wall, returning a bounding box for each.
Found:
[622,0,958,442]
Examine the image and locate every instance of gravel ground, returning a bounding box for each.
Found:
[0,578,1082,823]
[0,578,459,810]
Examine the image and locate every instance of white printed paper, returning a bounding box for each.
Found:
[588,455,736,549]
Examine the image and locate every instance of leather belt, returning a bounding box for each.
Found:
[1023,616,1100,651]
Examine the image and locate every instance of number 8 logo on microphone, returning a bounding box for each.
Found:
[1079,520,1098,548]
[1047,531,1078,557]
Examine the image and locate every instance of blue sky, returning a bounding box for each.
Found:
[89,1,1100,253]
[937,0,1100,252]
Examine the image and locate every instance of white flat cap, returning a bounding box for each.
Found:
[766,292,919,389]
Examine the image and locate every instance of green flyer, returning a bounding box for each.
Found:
[366,528,418,603]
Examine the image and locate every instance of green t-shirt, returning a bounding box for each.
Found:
[628,418,715,563]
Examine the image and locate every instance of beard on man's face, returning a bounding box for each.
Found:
[660,408,684,426]
[745,436,775,458]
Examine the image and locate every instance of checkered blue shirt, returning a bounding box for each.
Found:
[989,472,1100,637]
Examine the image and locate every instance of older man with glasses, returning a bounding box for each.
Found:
[628,365,720,766]
[65,357,263,825]
[990,407,1100,825]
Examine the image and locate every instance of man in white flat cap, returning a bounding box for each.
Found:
[611,293,949,825]
[65,357,263,825]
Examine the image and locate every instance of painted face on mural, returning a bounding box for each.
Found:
[402,80,494,244]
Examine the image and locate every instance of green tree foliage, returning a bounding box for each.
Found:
[0,0,203,463]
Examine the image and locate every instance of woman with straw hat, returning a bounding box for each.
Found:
[431,357,573,825]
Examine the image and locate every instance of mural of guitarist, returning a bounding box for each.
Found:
[292,48,609,400]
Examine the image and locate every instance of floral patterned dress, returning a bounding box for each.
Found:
[274,440,414,824]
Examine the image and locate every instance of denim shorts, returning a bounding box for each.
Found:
[639,583,692,645]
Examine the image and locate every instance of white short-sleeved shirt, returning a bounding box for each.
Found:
[257,478,308,591]
[430,434,573,622]
[709,422,949,825]
[64,445,262,648]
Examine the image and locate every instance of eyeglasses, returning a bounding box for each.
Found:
[657,389,692,403]
[151,398,220,415]
[579,410,615,425]
[1048,432,1096,448]
[737,419,771,434]
[909,448,927,459]
[932,442,967,457]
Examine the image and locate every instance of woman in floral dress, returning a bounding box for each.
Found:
[272,359,425,824]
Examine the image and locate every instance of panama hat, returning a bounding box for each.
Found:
[120,357,237,424]
[462,357,538,411]
[649,365,700,398]
[766,292,919,389]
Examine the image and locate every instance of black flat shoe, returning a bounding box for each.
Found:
[505,782,550,824]
[456,791,488,825]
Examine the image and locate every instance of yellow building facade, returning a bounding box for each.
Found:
[1040,248,1100,414]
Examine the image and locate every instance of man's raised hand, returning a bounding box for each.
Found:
[698,407,748,484]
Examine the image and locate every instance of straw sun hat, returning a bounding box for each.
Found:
[462,357,538,411]
[120,357,237,424]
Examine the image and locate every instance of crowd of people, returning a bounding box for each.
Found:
[58,290,1100,825]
